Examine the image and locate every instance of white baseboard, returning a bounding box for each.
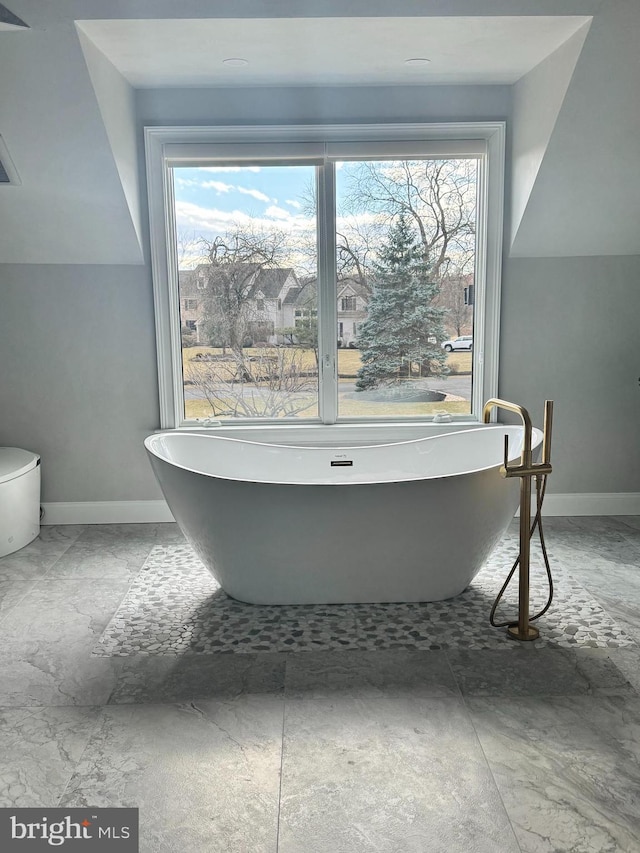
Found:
[514,493,640,517]
[534,492,640,517]
[41,500,175,525]
[41,494,640,525]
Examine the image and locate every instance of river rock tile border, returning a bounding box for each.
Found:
[93,540,635,656]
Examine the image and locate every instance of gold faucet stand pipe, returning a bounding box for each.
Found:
[508,473,539,642]
[482,398,554,642]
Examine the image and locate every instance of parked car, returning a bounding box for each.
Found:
[441,335,473,352]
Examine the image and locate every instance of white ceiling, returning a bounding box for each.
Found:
[76,16,591,88]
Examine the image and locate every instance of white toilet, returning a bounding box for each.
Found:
[0,447,41,557]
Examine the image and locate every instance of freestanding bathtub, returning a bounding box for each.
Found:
[145,426,543,605]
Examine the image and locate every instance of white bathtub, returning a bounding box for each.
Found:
[144,427,542,605]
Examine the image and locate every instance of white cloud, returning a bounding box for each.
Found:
[175,200,319,272]
[237,186,271,203]
[176,198,382,241]
[285,199,302,209]
[265,205,293,220]
[175,201,249,232]
[336,211,383,230]
[202,180,234,193]
[175,200,315,236]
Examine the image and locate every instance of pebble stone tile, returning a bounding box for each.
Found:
[94,537,636,657]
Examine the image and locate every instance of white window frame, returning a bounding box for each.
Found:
[145,122,505,439]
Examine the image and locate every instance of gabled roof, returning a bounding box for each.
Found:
[178,267,367,305]
[253,267,296,298]
[292,279,317,306]
[337,277,369,299]
[282,286,302,305]
[178,263,297,299]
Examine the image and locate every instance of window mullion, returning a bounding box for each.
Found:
[316,161,338,424]
[156,162,184,428]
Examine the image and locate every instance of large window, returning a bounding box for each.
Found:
[146,124,504,431]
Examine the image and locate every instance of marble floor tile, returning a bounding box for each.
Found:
[0,579,36,621]
[595,516,640,546]
[608,647,640,693]
[569,647,640,695]
[19,524,86,557]
[617,516,640,532]
[541,515,640,538]
[0,551,67,583]
[541,516,640,561]
[0,578,131,643]
[0,705,100,807]
[0,524,86,582]
[446,646,637,697]
[60,697,283,853]
[279,694,520,853]
[284,649,460,700]
[75,523,182,545]
[0,578,130,706]
[590,593,640,645]
[467,695,640,853]
[108,652,286,704]
[44,539,156,581]
[552,547,640,602]
[0,516,638,851]
[0,641,122,707]
[152,522,186,543]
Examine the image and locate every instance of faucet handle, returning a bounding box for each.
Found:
[501,433,511,477]
[542,400,554,466]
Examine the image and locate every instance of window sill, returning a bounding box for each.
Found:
[152,419,486,446]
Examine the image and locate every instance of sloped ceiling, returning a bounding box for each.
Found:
[510,0,640,257]
[77,27,143,252]
[2,0,639,264]
[510,22,591,250]
[0,23,144,264]
[75,16,590,87]
[0,2,28,31]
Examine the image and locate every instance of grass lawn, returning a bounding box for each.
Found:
[184,397,469,420]
[339,348,471,376]
[184,346,471,378]
[182,345,471,420]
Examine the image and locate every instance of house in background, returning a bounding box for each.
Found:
[178,263,300,345]
[337,279,369,347]
[179,266,370,348]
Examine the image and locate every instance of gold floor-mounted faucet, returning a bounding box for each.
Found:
[483,398,554,641]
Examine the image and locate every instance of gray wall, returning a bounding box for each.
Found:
[1,82,638,502]
[137,83,511,127]
[500,255,640,494]
[0,264,162,501]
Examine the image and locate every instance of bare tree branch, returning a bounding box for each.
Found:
[186,347,317,419]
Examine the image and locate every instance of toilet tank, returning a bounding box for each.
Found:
[0,448,41,557]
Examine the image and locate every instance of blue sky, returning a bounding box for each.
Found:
[172,162,371,270]
[172,159,477,272]
[173,164,316,258]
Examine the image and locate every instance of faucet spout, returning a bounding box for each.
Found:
[482,398,534,471]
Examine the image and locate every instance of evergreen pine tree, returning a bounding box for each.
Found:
[356,214,448,391]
